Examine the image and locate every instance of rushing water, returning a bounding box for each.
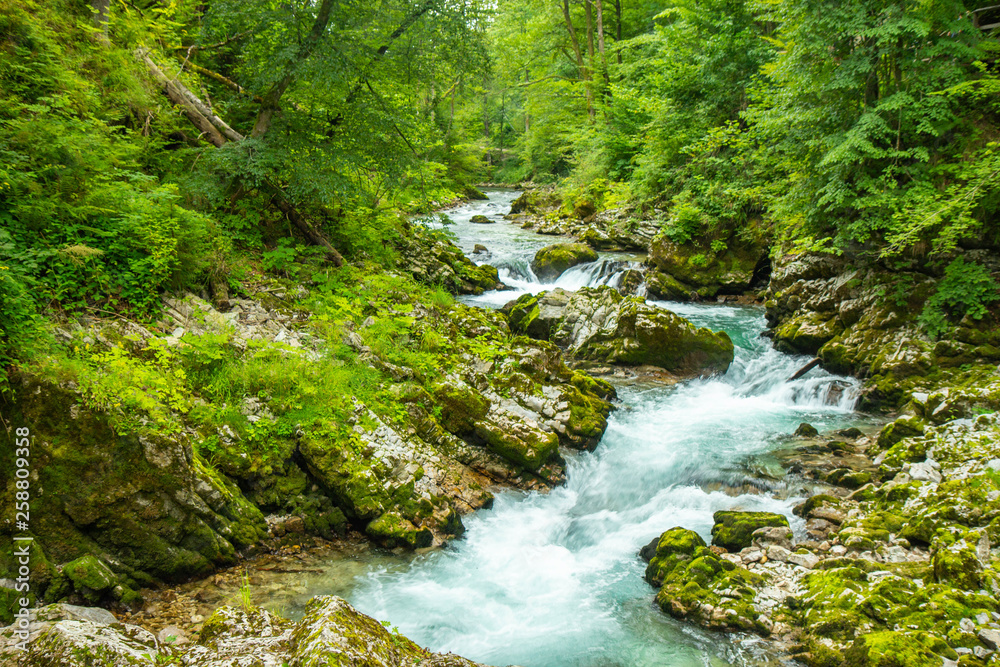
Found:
[262,190,870,666]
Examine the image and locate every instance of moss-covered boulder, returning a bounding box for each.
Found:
[646,236,767,300]
[530,243,598,281]
[506,287,734,375]
[0,373,268,601]
[469,214,493,224]
[711,511,790,552]
[644,527,767,633]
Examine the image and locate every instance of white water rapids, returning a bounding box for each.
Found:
[274,190,869,666]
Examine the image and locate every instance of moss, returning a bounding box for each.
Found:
[711,510,790,551]
[432,380,490,434]
[844,631,953,667]
[876,416,926,451]
[366,512,434,549]
[530,243,598,281]
[62,555,117,595]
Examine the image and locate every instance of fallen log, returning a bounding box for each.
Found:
[788,357,822,382]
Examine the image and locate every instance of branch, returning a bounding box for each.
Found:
[176,57,263,102]
[251,0,335,138]
[171,31,251,53]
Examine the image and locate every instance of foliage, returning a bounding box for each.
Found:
[918,257,1000,338]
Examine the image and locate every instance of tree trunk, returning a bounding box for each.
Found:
[137,49,345,266]
[91,0,110,39]
[524,68,531,132]
[595,0,607,72]
[585,0,595,67]
[614,0,622,65]
[560,0,593,117]
[251,0,335,138]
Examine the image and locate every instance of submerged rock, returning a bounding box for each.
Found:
[506,287,734,375]
[530,243,598,281]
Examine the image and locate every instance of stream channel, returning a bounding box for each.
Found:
[249,189,877,667]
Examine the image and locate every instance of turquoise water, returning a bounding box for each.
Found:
[321,191,867,666]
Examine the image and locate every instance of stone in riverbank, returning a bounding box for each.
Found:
[506,287,734,375]
[710,511,790,552]
[645,236,769,302]
[530,243,598,281]
[764,251,1000,408]
[0,597,489,666]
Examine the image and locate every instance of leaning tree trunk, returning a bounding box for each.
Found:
[136,49,345,266]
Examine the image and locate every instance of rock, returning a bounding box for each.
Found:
[786,551,820,569]
[472,244,488,254]
[62,555,118,599]
[752,526,795,549]
[469,215,493,224]
[6,598,492,666]
[795,422,819,437]
[711,511,790,552]
[979,628,1000,651]
[766,545,791,562]
[157,625,189,646]
[639,536,660,563]
[394,225,500,294]
[0,606,166,666]
[506,287,734,375]
[530,243,598,281]
[905,460,942,483]
[646,236,767,301]
[645,528,764,633]
[931,535,984,590]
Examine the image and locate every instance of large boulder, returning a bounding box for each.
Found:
[530,243,598,281]
[710,510,790,552]
[646,236,767,301]
[643,527,765,633]
[506,287,734,375]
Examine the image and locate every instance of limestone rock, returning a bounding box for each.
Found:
[506,287,734,375]
[711,511,790,552]
[530,243,598,281]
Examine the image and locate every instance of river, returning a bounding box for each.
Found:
[267,190,871,666]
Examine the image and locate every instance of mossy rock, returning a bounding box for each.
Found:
[62,555,117,601]
[646,270,694,301]
[931,535,984,590]
[876,416,926,451]
[530,243,598,281]
[366,512,434,549]
[844,630,954,667]
[711,511,790,551]
[647,236,764,298]
[432,380,490,434]
[506,293,551,340]
[291,595,429,666]
[469,215,493,224]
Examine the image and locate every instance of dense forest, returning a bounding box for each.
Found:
[3,0,999,379]
[3,0,1000,666]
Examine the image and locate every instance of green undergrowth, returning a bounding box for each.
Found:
[21,263,519,479]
